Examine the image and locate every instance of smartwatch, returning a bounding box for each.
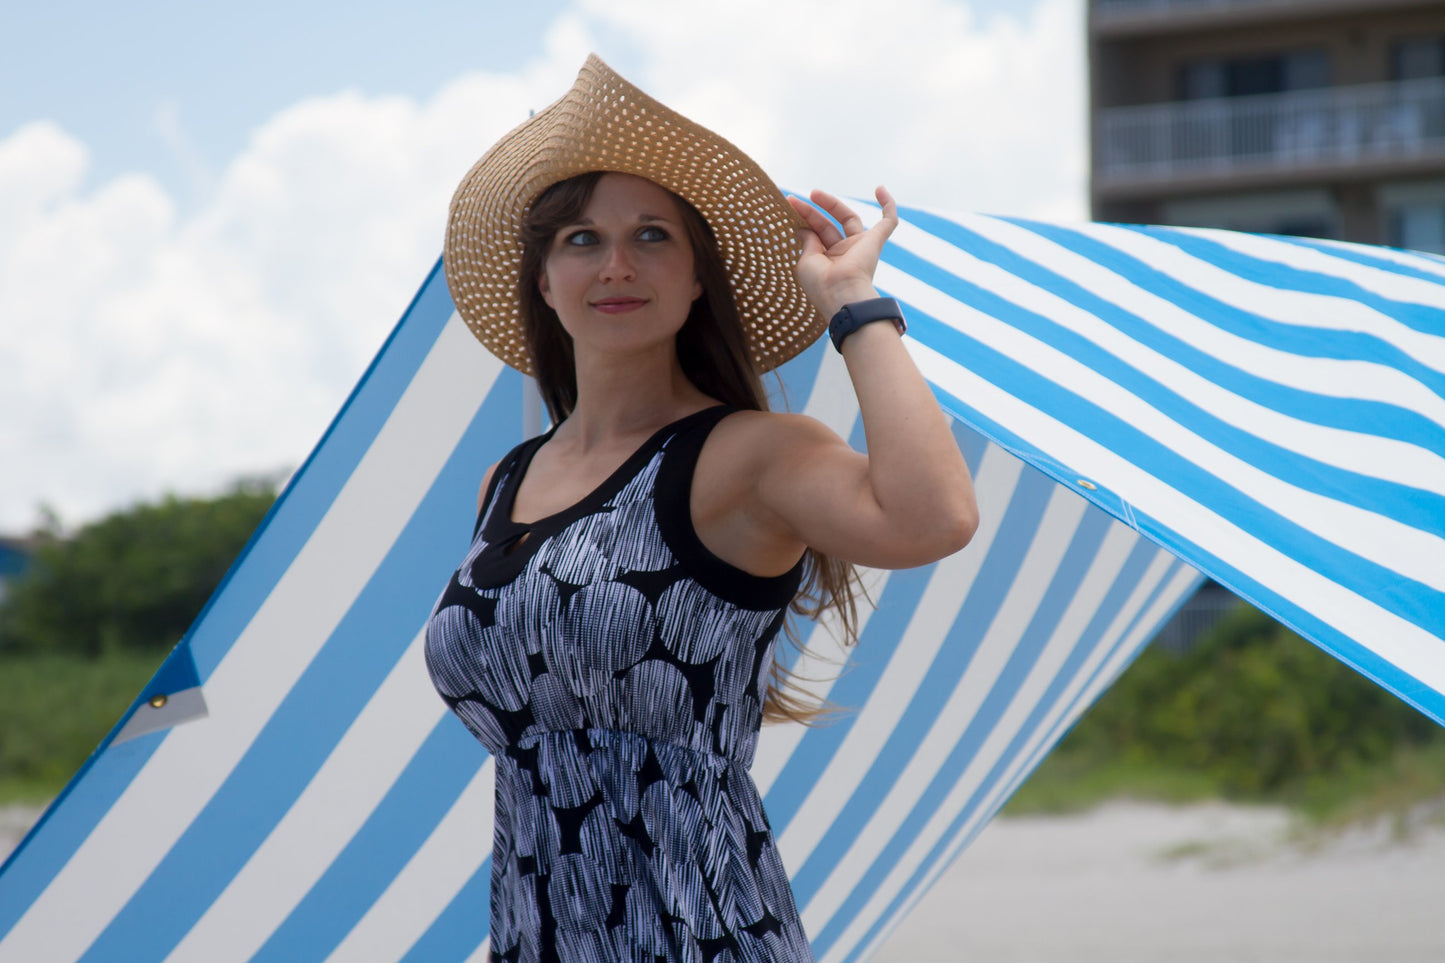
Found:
[828,297,907,352]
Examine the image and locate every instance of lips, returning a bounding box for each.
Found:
[591,297,648,314]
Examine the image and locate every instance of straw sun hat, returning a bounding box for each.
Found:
[443,54,824,375]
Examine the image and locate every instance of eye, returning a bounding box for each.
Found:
[637,225,669,242]
[561,229,598,247]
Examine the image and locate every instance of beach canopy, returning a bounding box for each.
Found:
[1,205,1441,963]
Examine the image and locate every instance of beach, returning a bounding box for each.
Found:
[5,800,1444,960]
[874,800,1445,962]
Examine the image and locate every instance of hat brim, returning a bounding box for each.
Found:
[443,54,825,376]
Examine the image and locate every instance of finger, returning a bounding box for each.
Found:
[789,193,844,249]
[872,184,900,241]
[794,226,826,261]
[811,188,867,238]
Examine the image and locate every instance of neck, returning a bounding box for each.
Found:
[558,342,713,451]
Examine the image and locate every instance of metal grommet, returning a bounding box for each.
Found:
[149,694,169,709]
[1077,479,1098,491]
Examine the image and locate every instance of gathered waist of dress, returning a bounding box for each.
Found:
[502,726,754,770]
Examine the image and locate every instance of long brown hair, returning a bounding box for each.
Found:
[517,171,862,725]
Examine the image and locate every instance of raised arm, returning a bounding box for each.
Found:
[759,186,978,569]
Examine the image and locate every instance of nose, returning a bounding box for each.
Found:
[599,242,636,283]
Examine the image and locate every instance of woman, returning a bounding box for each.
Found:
[426,56,977,962]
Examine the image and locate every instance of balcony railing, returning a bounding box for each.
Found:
[1095,0,1398,19]
[1092,0,1432,34]
[1096,76,1445,185]
[1098,0,1287,11]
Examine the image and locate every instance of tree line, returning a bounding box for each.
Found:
[2,478,1439,805]
[0,479,279,657]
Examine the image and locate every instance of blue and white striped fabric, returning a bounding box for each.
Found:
[1,206,1438,962]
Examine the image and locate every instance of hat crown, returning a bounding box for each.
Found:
[443,54,823,376]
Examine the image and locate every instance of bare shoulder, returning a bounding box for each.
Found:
[475,461,500,514]
[697,409,858,511]
[705,408,846,460]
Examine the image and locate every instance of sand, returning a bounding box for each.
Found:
[5,800,1444,960]
[873,800,1445,962]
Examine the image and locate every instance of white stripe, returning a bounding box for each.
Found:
[912,338,1445,714]
[799,345,861,440]
[775,445,1022,872]
[987,557,1198,819]
[837,554,1193,963]
[0,316,502,963]
[326,757,495,963]
[166,630,444,962]
[799,486,1088,934]
[1086,222,1445,374]
[753,343,875,796]
[1175,225,1445,311]
[972,213,1445,433]
[876,203,1445,433]
[841,539,1176,963]
[903,215,1445,491]
[751,565,889,798]
[850,561,1200,963]
[883,263,1445,593]
[463,937,491,963]
[1308,236,1445,280]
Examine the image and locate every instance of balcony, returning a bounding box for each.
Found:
[1094,76,1445,196]
[1092,0,1441,37]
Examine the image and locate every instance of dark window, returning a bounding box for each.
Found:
[1389,202,1445,254]
[1177,49,1331,100]
[1391,36,1445,81]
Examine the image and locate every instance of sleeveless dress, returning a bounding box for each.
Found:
[424,405,816,963]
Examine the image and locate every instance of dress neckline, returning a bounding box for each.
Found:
[489,404,730,538]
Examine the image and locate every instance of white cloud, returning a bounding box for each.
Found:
[0,0,1085,531]
[581,0,1086,220]
[0,52,589,530]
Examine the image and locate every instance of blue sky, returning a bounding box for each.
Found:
[4,2,566,203]
[0,0,1081,531]
[4,0,1042,202]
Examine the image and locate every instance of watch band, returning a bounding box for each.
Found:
[828,297,907,352]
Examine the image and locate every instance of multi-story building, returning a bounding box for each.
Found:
[1090,0,1445,251]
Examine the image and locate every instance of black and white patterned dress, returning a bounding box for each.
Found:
[425,405,815,962]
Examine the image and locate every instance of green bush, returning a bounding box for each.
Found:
[0,650,162,802]
[1041,604,1444,800]
[0,479,277,657]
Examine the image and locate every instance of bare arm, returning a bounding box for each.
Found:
[759,187,978,568]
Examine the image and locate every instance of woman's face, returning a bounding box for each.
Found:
[538,173,703,360]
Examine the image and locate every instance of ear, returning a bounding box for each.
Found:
[692,277,703,302]
[539,270,554,309]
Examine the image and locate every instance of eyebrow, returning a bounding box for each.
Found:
[569,213,674,226]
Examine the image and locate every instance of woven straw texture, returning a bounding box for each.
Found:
[443,54,824,375]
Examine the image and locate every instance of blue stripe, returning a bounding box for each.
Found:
[76,371,521,962]
[908,312,1445,640]
[768,338,829,413]
[1127,532,1445,729]
[0,265,461,940]
[991,551,1193,814]
[188,260,460,680]
[399,859,492,962]
[1134,225,1445,345]
[808,505,1113,957]
[788,466,1058,908]
[761,417,932,836]
[884,227,1445,533]
[762,565,934,838]
[252,718,488,962]
[0,733,165,936]
[957,214,1445,453]
[838,550,1196,963]
[1283,236,1445,286]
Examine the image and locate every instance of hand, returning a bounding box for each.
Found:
[787,185,899,319]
